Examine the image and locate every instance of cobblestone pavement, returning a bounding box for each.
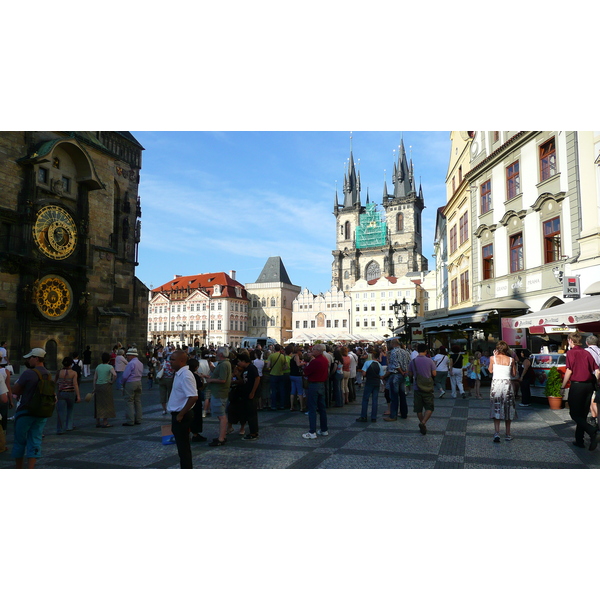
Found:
[2,378,599,469]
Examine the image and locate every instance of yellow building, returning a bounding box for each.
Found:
[444,132,474,310]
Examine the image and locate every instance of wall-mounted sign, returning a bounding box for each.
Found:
[563,275,580,299]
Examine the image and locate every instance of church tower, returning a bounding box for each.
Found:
[331,148,363,289]
[331,136,428,292]
[383,138,428,274]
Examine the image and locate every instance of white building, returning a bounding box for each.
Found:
[148,271,249,347]
[349,271,436,341]
[291,288,352,343]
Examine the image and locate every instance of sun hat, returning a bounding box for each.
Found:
[23,348,46,358]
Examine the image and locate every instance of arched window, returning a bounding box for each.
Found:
[261,298,266,307]
[261,316,266,327]
[365,261,381,281]
[344,221,351,240]
[270,297,276,307]
[397,213,404,232]
[252,317,257,327]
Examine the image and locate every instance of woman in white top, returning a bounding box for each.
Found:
[432,346,450,398]
[489,340,518,443]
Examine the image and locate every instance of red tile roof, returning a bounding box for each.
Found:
[151,272,247,300]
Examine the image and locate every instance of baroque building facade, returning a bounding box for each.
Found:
[423,131,600,351]
[0,131,147,371]
[246,256,300,344]
[148,271,248,348]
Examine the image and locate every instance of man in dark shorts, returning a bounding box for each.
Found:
[408,343,437,435]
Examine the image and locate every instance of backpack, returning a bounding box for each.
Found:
[28,368,56,418]
[365,361,381,380]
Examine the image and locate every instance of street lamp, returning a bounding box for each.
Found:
[388,297,420,342]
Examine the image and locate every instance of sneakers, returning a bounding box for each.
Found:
[317,429,329,436]
[242,434,259,441]
[355,417,368,422]
[302,432,317,440]
[518,403,530,408]
[439,391,446,398]
[493,433,501,443]
[505,435,513,441]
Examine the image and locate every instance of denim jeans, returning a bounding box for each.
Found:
[115,371,124,390]
[56,390,76,433]
[361,381,379,420]
[270,374,285,409]
[11,414,47,459]
[333,372,343,407]
[389,374,407,418]
[307,382,328,434]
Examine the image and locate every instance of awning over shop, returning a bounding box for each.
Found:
[421,311,492,329]
[421,299,530,330]
[511,295,600,330]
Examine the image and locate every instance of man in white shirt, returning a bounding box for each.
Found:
[167,350,198,469]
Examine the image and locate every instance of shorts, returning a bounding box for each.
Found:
[11,414,47,459]
[413,389,435,414]
[290,375,304,396]
[210,395,227,418]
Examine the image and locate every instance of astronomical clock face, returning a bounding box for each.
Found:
[34,275,73,320]
[33,205,78,260]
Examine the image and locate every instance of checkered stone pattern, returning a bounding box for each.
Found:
[2,381,600,469]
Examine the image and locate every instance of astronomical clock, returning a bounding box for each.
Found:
[33,205,78,260]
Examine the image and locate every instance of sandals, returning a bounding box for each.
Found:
[208,438,227,446]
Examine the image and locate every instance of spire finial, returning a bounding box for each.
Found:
[350,131,353,153]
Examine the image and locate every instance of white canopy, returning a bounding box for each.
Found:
[511,295,600,331]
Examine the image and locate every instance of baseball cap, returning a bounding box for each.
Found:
[23,348,46,358]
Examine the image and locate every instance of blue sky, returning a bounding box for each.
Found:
[133,131,451,295]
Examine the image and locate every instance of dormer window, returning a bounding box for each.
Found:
[235,287,242,298]
[213,284,221,296]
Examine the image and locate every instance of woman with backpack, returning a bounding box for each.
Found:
[448,344,466,399]
[356,349,383,422]
[55,356,81,434]
[432,346,449,398]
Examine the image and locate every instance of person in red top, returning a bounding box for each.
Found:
[561,332,600,450]
[301,344,329,440]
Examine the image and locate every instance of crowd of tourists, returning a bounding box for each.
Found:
[2,332,599,468]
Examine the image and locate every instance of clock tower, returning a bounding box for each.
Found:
[0,132,148,371]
